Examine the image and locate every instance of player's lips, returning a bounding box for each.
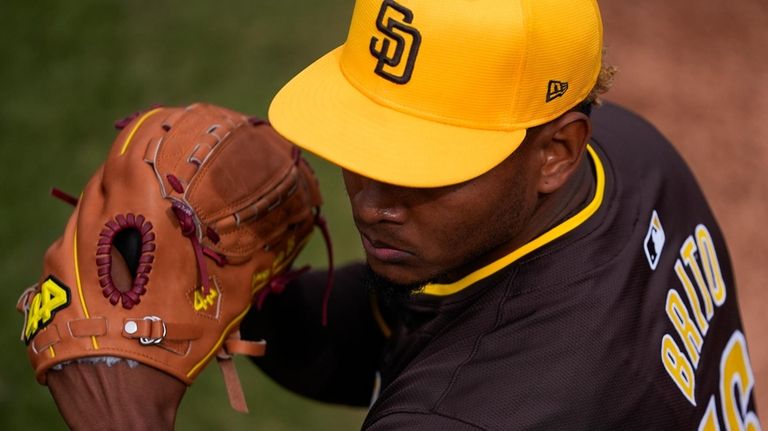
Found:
[360,233,413,263]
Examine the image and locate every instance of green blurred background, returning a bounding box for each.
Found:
[4,1,767,429]
[0,0,369,429]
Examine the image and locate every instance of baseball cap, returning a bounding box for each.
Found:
[269,0,603,187]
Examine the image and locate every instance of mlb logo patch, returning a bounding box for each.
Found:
[644,210,665,270]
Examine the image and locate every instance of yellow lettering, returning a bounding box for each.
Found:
[698,396,720,431]
[39,278,68,321]
[675,259,710,336]
[661,334,696,406]
[272,250,286,271]
[666,289,703,367]
[251,269,271,293]
[696,225,726,307]
[720,331,761,431]
[24,293,43,340]
[681,237,715,321]
[286,235,296,255]
[23,278,70,342]
[193,287,218,311]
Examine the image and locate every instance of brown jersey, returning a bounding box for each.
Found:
[242,103,761,430]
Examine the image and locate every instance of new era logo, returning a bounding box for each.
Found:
[546,80,568,102]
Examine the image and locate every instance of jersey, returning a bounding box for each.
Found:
[241,103,761,430]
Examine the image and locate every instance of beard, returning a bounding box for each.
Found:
[362,265,429,306]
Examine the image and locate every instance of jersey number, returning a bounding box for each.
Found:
[697,331,761,431]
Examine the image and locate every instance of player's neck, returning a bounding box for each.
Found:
[530,152,596,236]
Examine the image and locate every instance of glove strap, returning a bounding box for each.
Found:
[216,331,267,413]
[216,353,249,413]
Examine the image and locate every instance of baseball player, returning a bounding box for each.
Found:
[21,0,761,429]
[248,0,762,429]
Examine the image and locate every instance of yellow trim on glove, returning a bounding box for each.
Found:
[73,229,99,350]
[186,306,252,378]
[120,108,164,156]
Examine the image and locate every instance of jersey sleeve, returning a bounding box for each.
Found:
[240,263,386,406]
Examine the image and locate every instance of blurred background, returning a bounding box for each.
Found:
[0,0,764,429]
[599,0,768,421]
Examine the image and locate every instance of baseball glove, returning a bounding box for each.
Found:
[17,103,324,412]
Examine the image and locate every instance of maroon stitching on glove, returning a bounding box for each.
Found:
[171,201,196,236]
[252,209,335,327]
[96,214,155,309]
[247,116,269,126]
[50,187,79,206]
[171,200,214,297]
[166,176,227,295]
[315,210,334,327]
[202,247,227,266]
[255,265,311,310]
[114,104,165,130]
[206,227,221,244]
[167,174,185,194]
[114,112,141,130]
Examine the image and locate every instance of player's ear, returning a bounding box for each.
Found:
[536,111,591,194]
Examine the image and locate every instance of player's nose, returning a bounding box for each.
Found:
[342,169,407,226]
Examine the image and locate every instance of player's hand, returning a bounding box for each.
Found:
[48,361,185,430]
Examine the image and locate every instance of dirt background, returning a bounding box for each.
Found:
[0,1,763,428]
[600,0,767,415]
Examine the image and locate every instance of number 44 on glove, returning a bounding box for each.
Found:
[16,103,332,413]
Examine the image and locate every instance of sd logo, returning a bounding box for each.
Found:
[369,0,421,84]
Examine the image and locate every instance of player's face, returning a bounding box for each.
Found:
[343,141,540,287]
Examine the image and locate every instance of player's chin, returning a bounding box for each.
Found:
[365,259,435,289]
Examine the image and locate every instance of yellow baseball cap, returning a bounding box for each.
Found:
[269,0,603,187]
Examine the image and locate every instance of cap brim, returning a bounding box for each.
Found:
[269,46,527,188]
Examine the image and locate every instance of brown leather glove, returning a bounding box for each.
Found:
[18,103,323,421]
